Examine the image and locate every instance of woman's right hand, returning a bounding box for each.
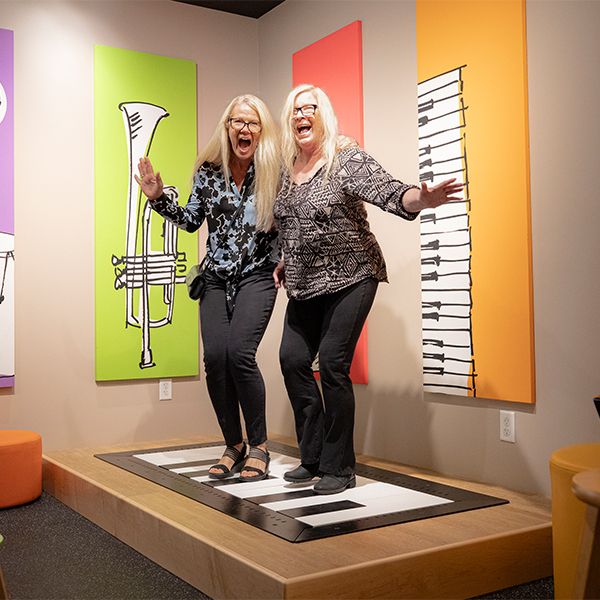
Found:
[134,157,164,201]
[273,259,286,289]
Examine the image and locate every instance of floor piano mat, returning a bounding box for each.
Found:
[95,441,508,542]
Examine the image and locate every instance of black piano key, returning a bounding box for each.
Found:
[159,458,219,470]
[280,500,365,518]
[180,469,211,478]
[204,475,278,487]
[246,489,316,504]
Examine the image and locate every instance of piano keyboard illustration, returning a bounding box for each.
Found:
[133,445,452,527]
[96,441,508,542]
[418,66,476,395]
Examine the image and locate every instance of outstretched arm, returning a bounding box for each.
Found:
[401,178,464,213]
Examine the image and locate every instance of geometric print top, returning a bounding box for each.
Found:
[273,147,419,300]
[151,161,279,307]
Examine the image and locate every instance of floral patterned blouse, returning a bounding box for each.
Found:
[273,147,419,300]
[151,161,278,307]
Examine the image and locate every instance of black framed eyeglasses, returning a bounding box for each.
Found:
[292,104,318,118]
[228,118,262,133]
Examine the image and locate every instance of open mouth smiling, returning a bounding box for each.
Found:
[297,123,312,135]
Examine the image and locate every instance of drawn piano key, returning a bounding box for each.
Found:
[418,66,475,396]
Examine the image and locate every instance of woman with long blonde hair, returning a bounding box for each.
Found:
[137,94,280,482]
[273,84,463,494]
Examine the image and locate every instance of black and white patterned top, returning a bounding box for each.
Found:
[273,147,419,300]
[151,162,278,306]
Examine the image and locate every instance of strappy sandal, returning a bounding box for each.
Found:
[208,442,247,479]
[239,446,270,483]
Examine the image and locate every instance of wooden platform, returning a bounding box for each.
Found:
[42,437,553,599]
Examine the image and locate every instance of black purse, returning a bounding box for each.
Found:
[185,193,247,301]
[185,256,210,300]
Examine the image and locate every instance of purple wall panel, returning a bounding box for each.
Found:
[0,28,14,388]
[0,28,14,235]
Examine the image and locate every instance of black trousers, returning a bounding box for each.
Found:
[200,264,277,448]
[279,278,378,476]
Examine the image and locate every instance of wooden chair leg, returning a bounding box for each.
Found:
[572,469,600,599]
[0,565,8,600]
[573,503,600,599]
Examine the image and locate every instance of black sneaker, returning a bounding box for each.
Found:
[283,463,320,483]
[313,473,356,495]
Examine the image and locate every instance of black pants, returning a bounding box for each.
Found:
[279,278,378,476]
[200,264,277,447]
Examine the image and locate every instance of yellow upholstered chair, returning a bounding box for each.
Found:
[550,442,600,599]
[571,469,600,599]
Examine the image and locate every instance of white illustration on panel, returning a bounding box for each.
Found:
[111,102,187,370]
[418,66,476,396]
[0,234,14,381]
[0,82,7,124]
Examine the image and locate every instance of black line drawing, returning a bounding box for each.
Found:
[111,102,188,370]
[0,249,13,305]
[0,236,14,383]
[418,67,477,396]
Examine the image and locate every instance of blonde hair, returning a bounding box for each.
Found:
[193,94,279,231]
[280,84,357,184]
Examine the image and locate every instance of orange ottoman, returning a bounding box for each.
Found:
[550,442,600,599]
[0,430,42,508]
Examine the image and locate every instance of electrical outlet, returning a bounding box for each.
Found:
[159,379,172,401]
[500,410,516,443]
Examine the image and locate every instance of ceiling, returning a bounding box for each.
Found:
[173,0,286,19]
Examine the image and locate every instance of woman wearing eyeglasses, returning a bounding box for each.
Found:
[273,84,463,494]
[137,95,280,482]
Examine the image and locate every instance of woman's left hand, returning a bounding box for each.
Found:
[273,259,286,289]
[404,178,464,212]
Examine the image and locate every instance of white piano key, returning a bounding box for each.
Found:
[424,371,472,390]
[425,316,472,331]
[418,70,461,98]
[422,302,471,318]
[420,213,469,236]
[421,245,470,263]
[171,466,209,474]
[421,228,471,248]
[133,445,226,466]
[223,478,312,499]
[422,289,471,306]
[421,272,471,291]
[261,481,413,512]
[419,111,463,141]
[296,488,454,527]
[424,383,471,395]
[190,475,213,482]
[422,329,473,351]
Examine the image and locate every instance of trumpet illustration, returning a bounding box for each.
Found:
[112,101,187,369]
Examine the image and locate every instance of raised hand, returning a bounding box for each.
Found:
[417,178,464,210]
[134,157,164,201]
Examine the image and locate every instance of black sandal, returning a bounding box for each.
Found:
[208,442,246,479]
[239,446,270,483]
